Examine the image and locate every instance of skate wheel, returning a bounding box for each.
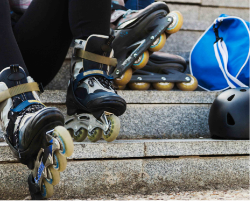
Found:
[128,82,151,90]
[47,166,60,185]
[69,128,87,142]
[176,74,198,91]
[166,11,183,34]
[87,128,102,142]
[149,33,167,52]
[42,179,54,198]
[53,126,74,157]
[117,85,126,90]
[114,68,132,86]
[53,150,67,172]
[133,51,149,69]
[153,82,175,91]
[102,115,120,142]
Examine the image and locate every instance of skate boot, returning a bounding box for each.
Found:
[65,35,126,143]
[0,65,74,199]
[110,1,184,87]
[128,52,198,91]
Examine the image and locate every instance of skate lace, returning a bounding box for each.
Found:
[123,9,138,18]
[13,104,44,158]
[89,77,115,91]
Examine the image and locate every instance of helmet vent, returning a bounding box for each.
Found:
[227,113,235,125]
[240,89,246,92]
[227,94,235,101]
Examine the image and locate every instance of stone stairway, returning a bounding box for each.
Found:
[0,90,219,141]
[0,0,249,199]
[0,91,249,199]
[42,90,218,139]
[0,139,249,199]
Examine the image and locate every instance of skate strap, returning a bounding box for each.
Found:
[76,49,118,67]
[11,100,45,112]
[0,82,40,103]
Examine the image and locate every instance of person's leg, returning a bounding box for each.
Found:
[68,0,112,73]
[0,2,74,200]
[65,0,126,143]
[0,0,27,72]
[12,0,72,87]
[69,0,111,40]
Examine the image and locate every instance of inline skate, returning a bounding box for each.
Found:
[110,1,184,87]
[127,52,198,91]
[65,35,126,143]
[0,65,74,199]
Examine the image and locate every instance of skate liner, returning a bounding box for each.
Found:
[0,65,74,199]
[65,35,126,143]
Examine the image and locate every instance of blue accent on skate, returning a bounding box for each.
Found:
[46,178,53,184]
[49,139,53,155]
[133,53,145,66]
[119,31,128,38]
[42,183,47,197]
[35,162,45,184]
[11,100,44,112]
[74,70,113,91]
[58,136,66,155]
[54,154,59,170]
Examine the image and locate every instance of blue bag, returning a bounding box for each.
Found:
[190,14,250,91]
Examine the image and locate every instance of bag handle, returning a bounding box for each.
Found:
[213,18,248,88]
[218,40,247,87]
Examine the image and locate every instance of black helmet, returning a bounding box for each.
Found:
[209,87,250,139]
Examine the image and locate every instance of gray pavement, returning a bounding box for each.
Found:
[50,190,250,201]
[22,189,250,201]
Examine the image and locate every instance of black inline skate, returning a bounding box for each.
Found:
[110,1,184,87]
[127,52,198,91]
[0,65,74,199]
[65,35,126,143]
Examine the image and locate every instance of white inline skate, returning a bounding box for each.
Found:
[0,65,74,199]
[65,35,126,142]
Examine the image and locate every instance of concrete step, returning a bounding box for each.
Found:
[0,90,219,141]
[0,139,249,199]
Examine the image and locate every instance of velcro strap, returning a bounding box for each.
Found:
[76,49,118,67]
[0,82,40,103]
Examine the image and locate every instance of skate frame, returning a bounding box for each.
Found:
[111,12,173,78]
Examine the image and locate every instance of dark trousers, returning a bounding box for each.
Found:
[0,0,111,86]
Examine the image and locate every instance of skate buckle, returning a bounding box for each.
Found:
[161,77,166,81]
[116,70,120,75]
[150,36,155,40]
[137,77,142,81]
